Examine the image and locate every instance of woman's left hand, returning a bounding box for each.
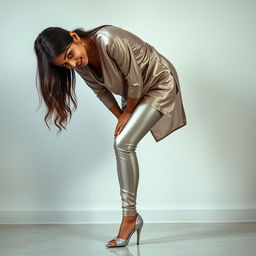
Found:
[114,111,132,137]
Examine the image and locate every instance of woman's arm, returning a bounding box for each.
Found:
[109,96,141,119]
[124,96,141,113]
[109,103,123,119]
[107,37,143,100]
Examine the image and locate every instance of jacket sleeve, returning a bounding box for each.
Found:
[87,81,118,109]
[107,37,143,99]
[75,70,117,109]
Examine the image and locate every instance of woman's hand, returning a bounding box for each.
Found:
[114,111,132,137]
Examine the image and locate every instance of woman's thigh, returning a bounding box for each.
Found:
[114,104,163,147]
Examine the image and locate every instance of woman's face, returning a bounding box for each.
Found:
[52,32,88,69]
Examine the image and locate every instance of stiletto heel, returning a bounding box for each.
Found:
[136,226,141,245]
[106,212,144,248]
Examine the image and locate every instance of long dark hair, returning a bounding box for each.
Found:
[34,24,111,135]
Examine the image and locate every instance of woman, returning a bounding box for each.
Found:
[34,24,187,248]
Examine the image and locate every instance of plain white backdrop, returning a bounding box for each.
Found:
[0,0,255,223]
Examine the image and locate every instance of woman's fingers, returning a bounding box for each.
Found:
[114,124,120,136]
[114,122,124,136]
[114,124,121,136]
[114,112,132,137]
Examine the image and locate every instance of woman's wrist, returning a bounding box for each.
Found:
[109,103,123,119]
[124,96,141,113]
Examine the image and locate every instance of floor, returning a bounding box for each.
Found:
[0,222,255,256]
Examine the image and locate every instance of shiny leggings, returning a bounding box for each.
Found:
[114,103,164,216]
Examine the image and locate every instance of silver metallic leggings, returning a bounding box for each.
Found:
[114,103,164,216]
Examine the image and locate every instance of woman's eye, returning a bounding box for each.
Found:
[60,51,73,67]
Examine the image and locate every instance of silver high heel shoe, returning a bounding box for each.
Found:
[106,213,144,248]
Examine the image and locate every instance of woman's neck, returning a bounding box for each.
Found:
[82,38,101,70]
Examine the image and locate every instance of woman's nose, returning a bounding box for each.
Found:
[67,60,77,69]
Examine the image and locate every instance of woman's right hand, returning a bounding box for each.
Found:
[117,110,124,119]
[114,110,132,137]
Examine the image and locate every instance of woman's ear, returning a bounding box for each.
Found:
[69,31,79,41]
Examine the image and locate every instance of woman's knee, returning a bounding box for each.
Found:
[113,135,137,153]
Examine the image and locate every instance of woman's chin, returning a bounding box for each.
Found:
[80,58,88,67]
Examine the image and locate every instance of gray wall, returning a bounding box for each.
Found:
[0,0,255,223]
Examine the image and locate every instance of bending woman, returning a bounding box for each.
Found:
[33,24,187,248]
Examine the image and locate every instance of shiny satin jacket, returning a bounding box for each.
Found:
[75,25,187,142]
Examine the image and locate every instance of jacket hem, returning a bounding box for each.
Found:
[150,121,187,143]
